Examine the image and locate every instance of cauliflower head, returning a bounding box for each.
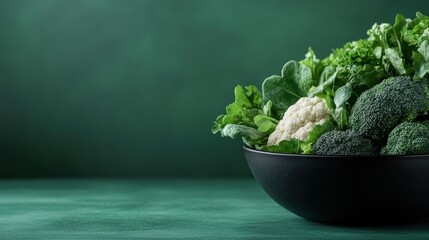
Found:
[267,97,331,146]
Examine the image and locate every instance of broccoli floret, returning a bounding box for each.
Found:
[314,129,379,155]
[349,76,429,143]
[381,122,429,155]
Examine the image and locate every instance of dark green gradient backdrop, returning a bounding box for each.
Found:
[0,0,427,177]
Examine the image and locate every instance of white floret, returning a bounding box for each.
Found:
[267,97,331,146]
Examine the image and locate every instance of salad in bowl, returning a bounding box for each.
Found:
[212,12,429,224]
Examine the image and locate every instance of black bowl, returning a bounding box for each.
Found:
[244,146,429,225]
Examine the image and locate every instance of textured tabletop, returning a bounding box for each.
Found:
[0,179,428,239]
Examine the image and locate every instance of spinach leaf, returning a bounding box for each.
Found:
[253,115,278,133]
[262,100,273,117]
[385,48,406,75]
[262,60,312,119]
[334,83,353,108]
[414,40,429,79]
[332,83,353,129]
[300,47,326,84]
[309,66,337,96]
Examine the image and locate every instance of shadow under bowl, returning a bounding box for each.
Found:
[244,146,429,225]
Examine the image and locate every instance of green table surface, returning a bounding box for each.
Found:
[1,179,429,239]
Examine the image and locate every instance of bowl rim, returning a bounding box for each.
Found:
[243,146,429,158]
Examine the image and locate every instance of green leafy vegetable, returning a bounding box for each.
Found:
[262,60,312,119]
[385,48,406,74]
[212,85,276,148]
[212,85,263,135]
[414,40,429,78]
[220,124,265,140]
[300,47,325,85]
[253,115,278,133]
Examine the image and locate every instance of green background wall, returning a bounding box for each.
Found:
[0,0,428,177]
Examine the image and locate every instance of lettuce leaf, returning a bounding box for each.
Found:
[212,85,263,134]
[212,85,276,148]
